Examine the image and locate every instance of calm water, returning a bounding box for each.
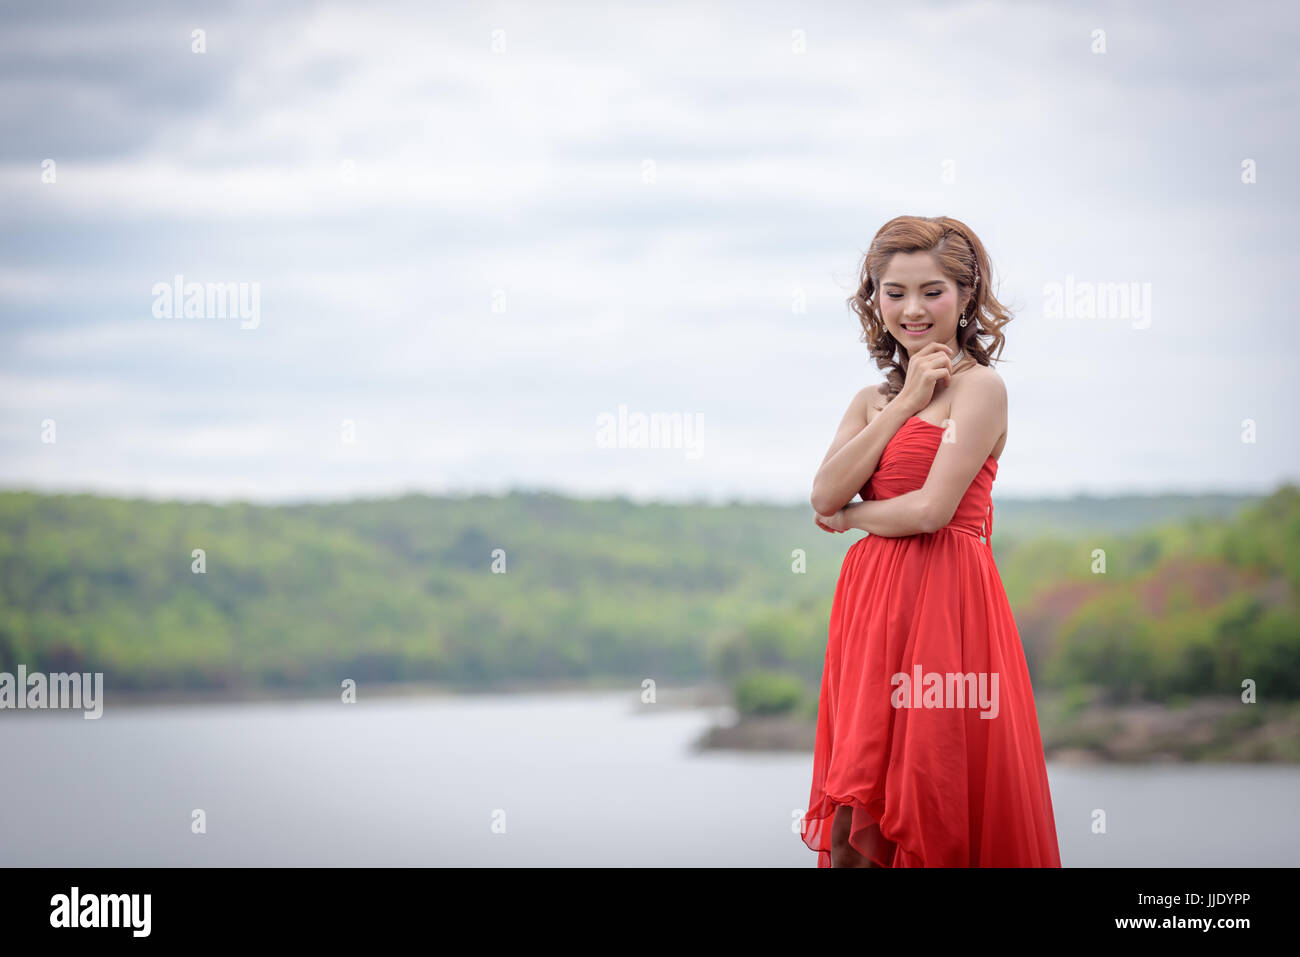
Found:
[2,689,1296,866]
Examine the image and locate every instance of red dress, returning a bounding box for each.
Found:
[801,415,1061,867]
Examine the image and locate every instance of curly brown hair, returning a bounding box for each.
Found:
[847,215,1011,400]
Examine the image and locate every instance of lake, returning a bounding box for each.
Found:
[2,688,1296,866]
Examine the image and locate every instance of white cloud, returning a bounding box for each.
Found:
[1,0,1297,502]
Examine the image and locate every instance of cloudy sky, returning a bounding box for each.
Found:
[1,0,1297,505]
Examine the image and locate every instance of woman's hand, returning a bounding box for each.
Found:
[814,507,852,533]
[895,342,957,415]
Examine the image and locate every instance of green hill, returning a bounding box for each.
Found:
[0,486,1293,705]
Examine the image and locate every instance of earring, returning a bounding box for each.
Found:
[962,259,978,328]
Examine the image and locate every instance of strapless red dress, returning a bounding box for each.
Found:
[801,415,1061,867]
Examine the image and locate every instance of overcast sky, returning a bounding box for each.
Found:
[1,0,1297,506]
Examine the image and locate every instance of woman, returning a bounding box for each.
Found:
[801,215,1061,867]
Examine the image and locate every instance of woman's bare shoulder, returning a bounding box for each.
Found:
[962,363,1006,399]
[863,381,890,423]
[951,364,1007,427]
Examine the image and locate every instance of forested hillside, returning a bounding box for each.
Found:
[0,486,1289,706]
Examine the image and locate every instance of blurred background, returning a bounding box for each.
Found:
[1,0,1298,866]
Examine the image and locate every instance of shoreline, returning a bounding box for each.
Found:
[9,677,1292,764]
[692,693,1300,763]
[19,676,735,711]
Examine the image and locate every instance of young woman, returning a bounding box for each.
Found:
[800,215,1061,867]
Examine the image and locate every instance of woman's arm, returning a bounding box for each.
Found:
[835,489,929,536]
[810,386,913,516]
[838,372,1007,536]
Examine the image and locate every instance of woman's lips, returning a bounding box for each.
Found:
[901,323,933,336]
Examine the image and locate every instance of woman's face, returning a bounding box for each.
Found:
[878,251,965,356]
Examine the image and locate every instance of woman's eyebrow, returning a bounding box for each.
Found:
[881,280,946,288]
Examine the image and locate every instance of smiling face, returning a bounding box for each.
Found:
[878,251,968,357]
